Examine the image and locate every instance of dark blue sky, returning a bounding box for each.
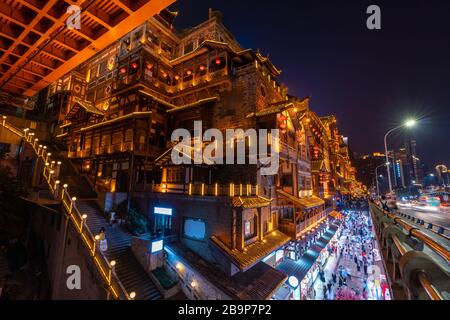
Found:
[170,0,450,168]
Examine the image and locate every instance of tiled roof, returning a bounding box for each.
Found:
[211,230,291,271]
[246,102,293,118]
[71,96,104,115]
[276,189,324,209]
[232,196,272,209]
[166,242,287,300]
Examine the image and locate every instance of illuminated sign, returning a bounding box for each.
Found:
[288,276,299,288]
[151,240,164,253]
[154,207,172,216]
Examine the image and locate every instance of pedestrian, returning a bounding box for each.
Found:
[98,227,106,240]
[364,263,368,275]
[327,282,332,293]
[332,273,337,284]
[98,227,108,252]
[323,284,328,300]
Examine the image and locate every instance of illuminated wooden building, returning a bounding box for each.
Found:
[45,9,296,299]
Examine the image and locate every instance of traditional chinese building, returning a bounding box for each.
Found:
[42,8,362,300]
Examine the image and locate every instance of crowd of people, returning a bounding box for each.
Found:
[316,201,390,300]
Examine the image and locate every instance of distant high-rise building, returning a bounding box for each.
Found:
[436,165,449,186]
[406,139,422,184]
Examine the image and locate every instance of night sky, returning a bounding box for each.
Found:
[170,0,450,169]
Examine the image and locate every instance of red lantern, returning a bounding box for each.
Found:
[199,65,206,71]
[146,63,153,70]
[119,67,127,74]
[131,62,138,69]
[279,123,286,129]
[186,70,192,76]
[174,75,180,80]
[279,115,288,121]
[215,58,221,65]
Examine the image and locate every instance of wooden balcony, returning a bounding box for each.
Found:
[152,182,260,197]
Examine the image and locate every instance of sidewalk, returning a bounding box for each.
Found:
[314,210,389,300]
[313,251,339,300]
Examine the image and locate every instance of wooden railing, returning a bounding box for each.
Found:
[1,117,132,300]
[152,182,260,197]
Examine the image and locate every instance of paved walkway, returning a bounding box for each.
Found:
[313,210,390,300]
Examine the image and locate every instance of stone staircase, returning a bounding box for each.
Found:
[76,201,162,300]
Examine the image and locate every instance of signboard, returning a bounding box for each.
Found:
[288,276,299,288]
[154,207,172,216]
[151,239,164,253]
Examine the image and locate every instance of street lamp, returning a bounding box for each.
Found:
[375,163,386,197]
[384,118,417,194]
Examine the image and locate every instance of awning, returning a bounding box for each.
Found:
[232,196,272,209]
[80,111,152,132]
[210,230,291,271]
[66,96,104,120]
[329,211,344,220]
[246,102,293,118]
[276,189,325,209]
[276,223,339,282]
[166,242,287,300]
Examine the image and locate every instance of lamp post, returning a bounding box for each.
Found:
[384,119,417,194]
[375,163,386,198]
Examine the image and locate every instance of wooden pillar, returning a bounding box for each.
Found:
[236,208,244,250]
[258,208,263,241]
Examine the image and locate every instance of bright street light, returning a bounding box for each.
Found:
[405,119,416,127]
[384,118,419,194]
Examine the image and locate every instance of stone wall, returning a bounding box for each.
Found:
[24,200,108,300]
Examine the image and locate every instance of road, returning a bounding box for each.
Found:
[396,206,450,229]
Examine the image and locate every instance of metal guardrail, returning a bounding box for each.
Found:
[370,201,448,300]
[373,202,450,263]
[393,209,450,239]
[2,117,132,300]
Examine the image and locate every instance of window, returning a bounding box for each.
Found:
[161,42,172,56]
[93,136,100,149]
[184,42,194,55]
[183,218,206,241]
[281,175,293,187]
[244,215,257,240]
[84,138,92,150]
[209,57,225,72]
[244,220,251,237]
[101,135,110,146]
[99,61,107,75]
[112,132,122,145]
[125,129,133,142]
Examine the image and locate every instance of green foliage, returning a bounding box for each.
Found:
[152,267,177,290]
[117,200,148,236]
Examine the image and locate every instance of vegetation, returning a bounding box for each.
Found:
[152,267,177,290]
[117,200,149,236]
